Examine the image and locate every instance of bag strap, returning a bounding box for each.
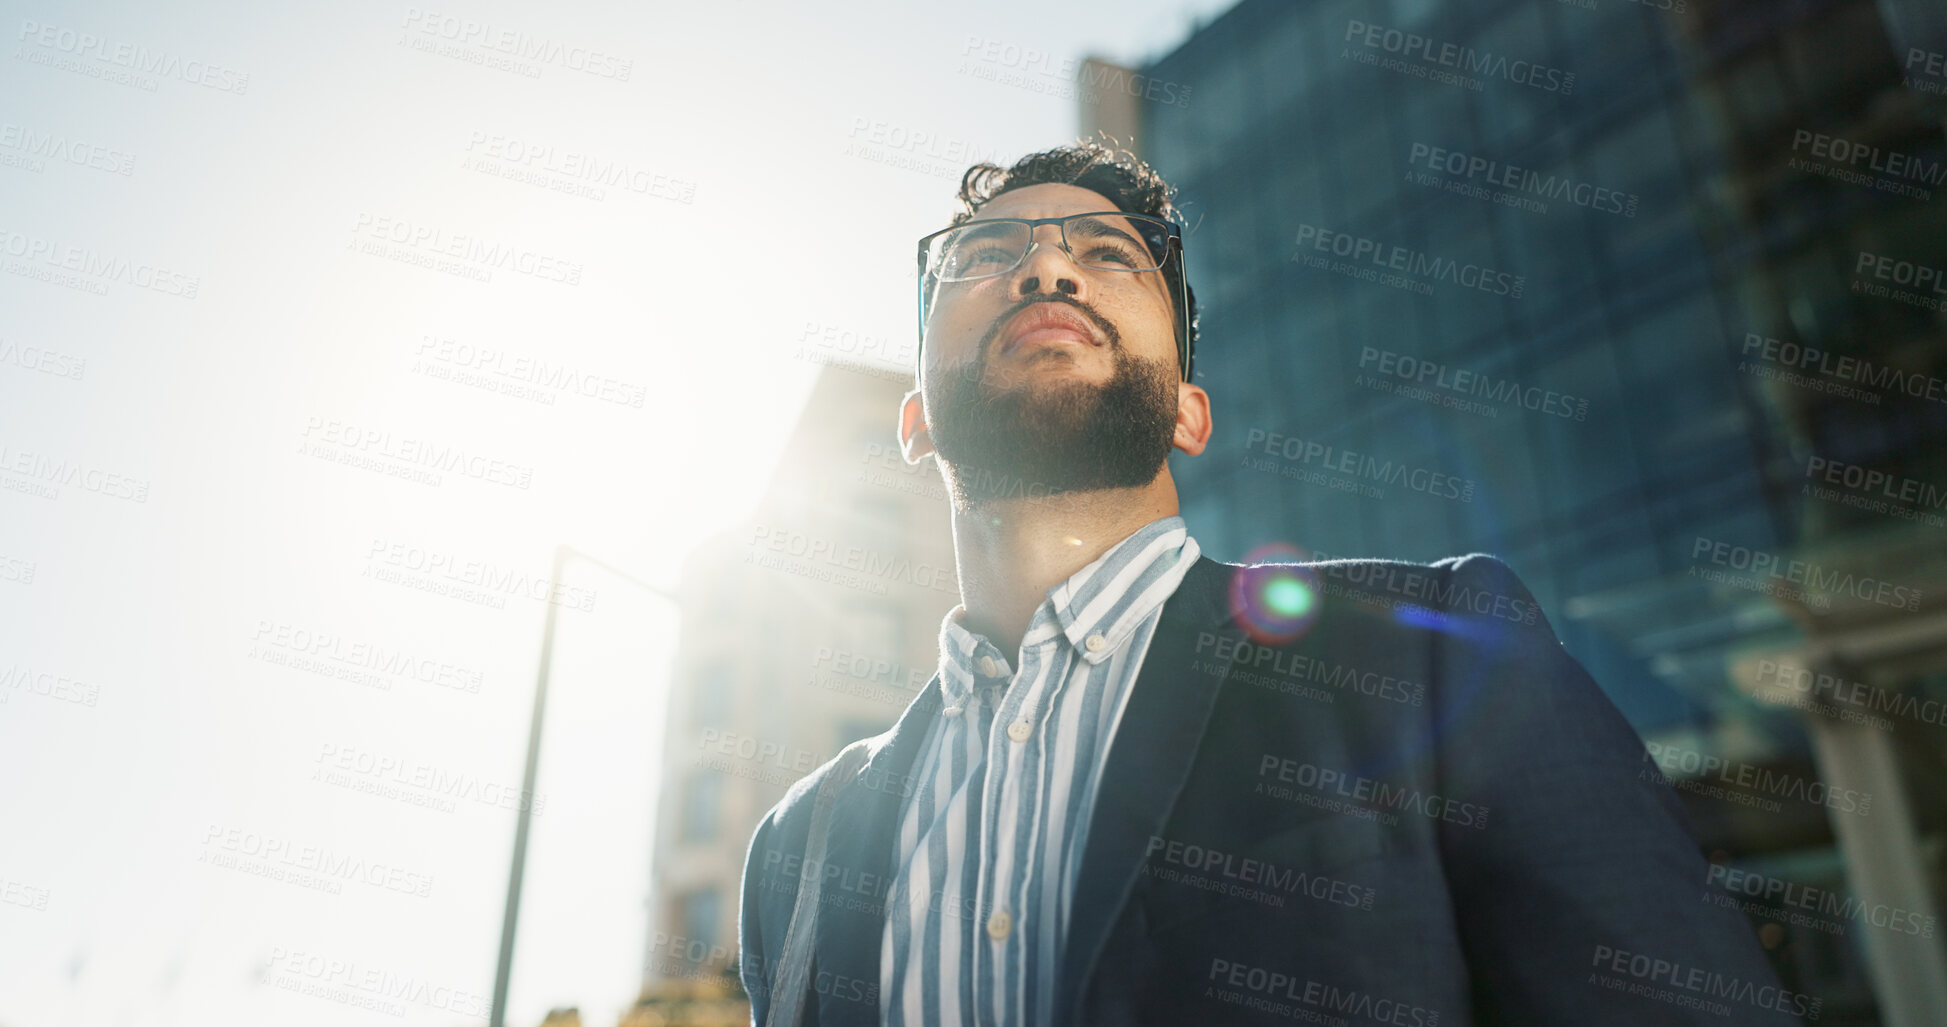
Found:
[763,738,875,1027]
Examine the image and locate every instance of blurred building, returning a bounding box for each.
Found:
[638,361,957,1015]
[617,976,747,1027]
[1097,0,1947,1021]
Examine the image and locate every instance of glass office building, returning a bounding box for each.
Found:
[1127,0,1947,1021]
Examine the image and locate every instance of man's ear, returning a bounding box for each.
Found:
[1171,381,1213,457]
[898,389,936,464]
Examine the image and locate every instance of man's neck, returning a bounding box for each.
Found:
[947,466,1182,658]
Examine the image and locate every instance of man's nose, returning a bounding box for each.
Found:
[1010,223,1085,299]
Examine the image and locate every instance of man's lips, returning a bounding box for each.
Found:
[998,304,1102,355]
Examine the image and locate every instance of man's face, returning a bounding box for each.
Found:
[916,183,1186,509]
[919,183,1181,391]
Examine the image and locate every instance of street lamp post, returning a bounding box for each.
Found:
[489,544,676,1027]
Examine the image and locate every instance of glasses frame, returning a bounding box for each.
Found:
[913,211,1192,382]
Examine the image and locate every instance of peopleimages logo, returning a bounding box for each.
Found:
[252,619,485,694]
[0,228,200,298]
[1738,331,1947,406]
[1356,346,1588,420]
[0,122,135,176]
[1145,834,1378,911]
[200,825,435,898]
[1207,958,1441,1026]
[958,36,1193,109]
[1344,19,1574,94]
[1791,131,1946,183]
[810,646,930,692]
[1854,251,1947,294]
[1853,250,1947,312]
[0,663,101,707]
[1706,863,1937,938]
[1789,129,1942,200]
[399,9,632,80]
[299,415,534,491]
[261,945,488,1019]
[0,339,86,381]
[845,117,1004,169]
[0,440,150,503]
[1292,223,1524,298]
[1907,47,1947,94]
[1589,944,1821,1021]
[314,743,543,814]
[461,131,693,204]
[1407,143,1637,217]
[746,525,958,596]
[1689,536,1922,612]
[1803,455,1947,528]
[1755,658,1947,731]
[15,19,250,94]
[0,875,50,912]
[363,538,599,612]
[1303,547,1542,628]
[349,213,583,286]
[412,335,648,409]
[0,554,35,586]
[1243,428,1478,504]
[1194,631,1426,707]
[1641,741,1871,816]
[1258,754,1491,829]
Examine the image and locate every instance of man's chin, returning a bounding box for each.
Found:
[926,346,1179,508]
[982,359,1117,398]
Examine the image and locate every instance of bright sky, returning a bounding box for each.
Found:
[0,1,1237,1024]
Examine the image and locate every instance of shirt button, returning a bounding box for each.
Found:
[987,910,1012,940]
[1007,720,1032,743]
[1085,633,1107,653]
[978,655,1000,678]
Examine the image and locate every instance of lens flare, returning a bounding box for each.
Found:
[1228,542,1322,645]
[1264,577,1313,618]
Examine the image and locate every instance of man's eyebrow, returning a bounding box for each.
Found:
[957,220,1018,237]
[1065,215,1147,250]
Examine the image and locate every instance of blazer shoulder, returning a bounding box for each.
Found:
[750,729,892,844]
[1200,550,1501,578]
[1198,550,1554,637]
[1301,550,1524,583]
[738,729,892,1004]
[1427,552,1555,635]
[1427,551,1525,586]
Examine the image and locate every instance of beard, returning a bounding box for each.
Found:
[924,329,1180,511]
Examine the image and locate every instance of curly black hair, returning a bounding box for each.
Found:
[947,141,1199,380]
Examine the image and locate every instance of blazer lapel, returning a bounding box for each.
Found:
[807,672,943,1022]
[1056,554,1235,1022]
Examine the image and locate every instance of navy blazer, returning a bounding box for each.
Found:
[738,553,1804,1026]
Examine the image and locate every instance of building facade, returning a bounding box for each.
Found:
[641,361,957,1006]
[1122,0,1947,1021]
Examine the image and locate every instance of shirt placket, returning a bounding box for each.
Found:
[972,638,1055,1027]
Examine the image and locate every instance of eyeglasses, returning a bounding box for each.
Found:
[920,211,1177,281]
[913,211,1191,380]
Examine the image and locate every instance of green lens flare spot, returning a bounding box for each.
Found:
[1264,579,1313,618]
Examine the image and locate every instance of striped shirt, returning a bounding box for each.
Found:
[878,515,1201,1026]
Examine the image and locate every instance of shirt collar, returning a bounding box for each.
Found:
[935,607,1006,714]
[934,516,1199,712]
[1042,515,1198,658]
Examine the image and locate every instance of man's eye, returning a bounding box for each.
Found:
[954,247,1013,270]
[1086,245,1138,267]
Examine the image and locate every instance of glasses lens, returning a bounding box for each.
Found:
[929,221,1031,281]
[1064,213,1169,272]
[923,214,1172,283]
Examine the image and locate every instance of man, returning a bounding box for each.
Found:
[738,143,1801,1026]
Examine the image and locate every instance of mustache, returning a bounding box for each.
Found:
[977,294,1122,362]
